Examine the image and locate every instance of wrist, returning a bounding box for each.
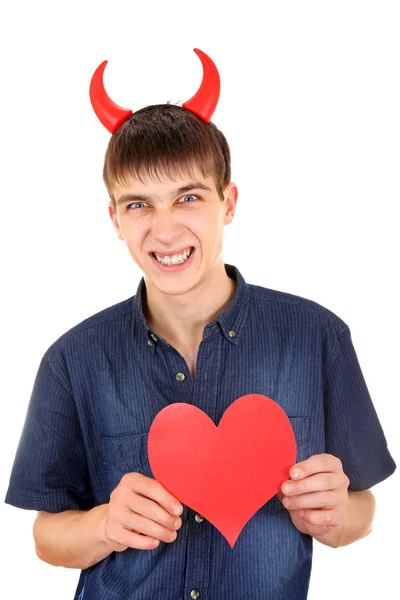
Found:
[314,520,347,548]
[93,504,111,544]
[94,503,128,553]
[313,489,375,548]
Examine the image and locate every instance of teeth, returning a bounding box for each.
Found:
[155,248,192,265]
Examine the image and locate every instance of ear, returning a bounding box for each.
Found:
[108,204,124,241]
[223,182,238,225]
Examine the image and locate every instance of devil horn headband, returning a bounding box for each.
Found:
[89,48,220,134]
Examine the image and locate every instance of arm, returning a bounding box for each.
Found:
[33,504,122,570]
[33,473,183,571]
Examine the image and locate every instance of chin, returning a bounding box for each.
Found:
[149,268,204,296]
[151,279,199,297]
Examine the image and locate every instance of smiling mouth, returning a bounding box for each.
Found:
[151,247,194,265]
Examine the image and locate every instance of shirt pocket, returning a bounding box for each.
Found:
[101,432,154,491]
[260,416,310,515]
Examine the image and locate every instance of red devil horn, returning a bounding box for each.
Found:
[89,61,133,134]
[182,49,220,123]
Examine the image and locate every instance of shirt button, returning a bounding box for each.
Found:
[147,340,153,347]
[194,513,203,523]
[190,590,200,599]
[228,329,236,337]
[176,373,186,382]
[150,333,158,342]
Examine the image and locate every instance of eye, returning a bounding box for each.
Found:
[179,194,198,203]
[127,202,147,210]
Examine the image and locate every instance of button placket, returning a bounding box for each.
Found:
[176,335,215,598]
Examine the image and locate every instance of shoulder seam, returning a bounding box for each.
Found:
[323,326,351,385]
[47,304,134,359]
[60,305,133,342]
[45,304,135,395]
[45,355,73,397]
[252,287,347,334]
[252,286,329,312]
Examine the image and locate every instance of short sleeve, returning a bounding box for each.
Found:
[324,326,396,491]
[4,353,95,512]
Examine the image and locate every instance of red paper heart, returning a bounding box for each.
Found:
[148,394,296,548]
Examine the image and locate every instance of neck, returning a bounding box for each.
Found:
[142,260,236,350]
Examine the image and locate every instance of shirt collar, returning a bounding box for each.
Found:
[132,263,251,351]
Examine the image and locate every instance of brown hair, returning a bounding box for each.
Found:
[103,103,231,210]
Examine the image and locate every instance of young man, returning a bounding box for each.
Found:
[5,49,396,599]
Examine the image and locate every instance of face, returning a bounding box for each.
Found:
[108,165,238,297]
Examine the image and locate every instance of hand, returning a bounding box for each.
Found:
[102,472,183,551]
[279,453,350,539]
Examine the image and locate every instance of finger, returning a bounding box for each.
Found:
[289,454,343,481]
[114,528,162,550]
[282,490,342,511]
[126,492,182,532]
[298,508,340,528]
[123,511,179,544]
[123,472,183,516]
[281,472,343,496]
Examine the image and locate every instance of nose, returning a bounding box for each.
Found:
[150,208,182,245]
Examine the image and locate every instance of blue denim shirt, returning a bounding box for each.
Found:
[5,264,396,600]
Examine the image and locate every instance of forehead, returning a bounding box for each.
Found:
[111,163,217,201]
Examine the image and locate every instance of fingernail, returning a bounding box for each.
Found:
[292,468,301,479]
[283,497,291,508]
[152,539,160,546]
[174,519,181,529]
[173,505,183,515]
[284,483,293,494]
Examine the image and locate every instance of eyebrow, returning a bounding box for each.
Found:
[115,181,213,206]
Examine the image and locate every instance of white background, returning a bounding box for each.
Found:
[1,1,399,598]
